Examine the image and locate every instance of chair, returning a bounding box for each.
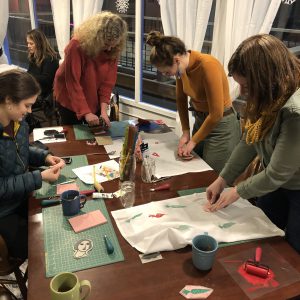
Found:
[109,92,119,121]
[0,235,27,300]
[29,92,60,130]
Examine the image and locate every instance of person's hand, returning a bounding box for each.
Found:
[101,110,111,127]
[45,155,65,168]
[206,187,240,212]
[206,176,227,205]
[177,131,190,156]
[41,164,61,182]
[85,113,99,126]
[182,140,196,156]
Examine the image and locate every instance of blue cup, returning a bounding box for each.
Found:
[192,233,218,271]
[61,190,87,216]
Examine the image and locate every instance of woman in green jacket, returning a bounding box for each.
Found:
[206,34,300,253]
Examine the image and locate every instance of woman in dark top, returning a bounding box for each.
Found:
[26,29,59,98]
[0,70,64,259]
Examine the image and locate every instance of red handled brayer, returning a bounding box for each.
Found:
[244,246,270,278]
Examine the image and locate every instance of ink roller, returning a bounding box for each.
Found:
[244,246,270,278]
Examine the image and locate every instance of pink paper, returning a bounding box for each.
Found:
[68,210,107,233]
[56,183,79,195]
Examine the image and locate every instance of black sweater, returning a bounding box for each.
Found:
[27,56,59,97]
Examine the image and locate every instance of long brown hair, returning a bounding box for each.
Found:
[0,70,41,104]
[228,34,300,124]
[74,11,127,59]
[27,29,58,66]
[146,31,187,67]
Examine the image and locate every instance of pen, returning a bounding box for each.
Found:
[57,179,76,185]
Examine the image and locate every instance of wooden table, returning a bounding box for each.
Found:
[28,127,300,300]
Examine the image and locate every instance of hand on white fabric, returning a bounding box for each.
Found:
[41,164,61,182]
[177,131,190,156]
[206,187,240,212]
[182,140,196,156]
[206,176,227,204]
[45,155,65,168]
[85,113,99,126]
[101,110,111,127]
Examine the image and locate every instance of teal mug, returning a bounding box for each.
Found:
[192,233,218,271]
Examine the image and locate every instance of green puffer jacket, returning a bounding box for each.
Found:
[0,120,49,217]
[220,88,300,199]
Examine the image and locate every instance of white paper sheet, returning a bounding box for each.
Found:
[72,160,120,184]
[104,138,123,159]
[111,192,285,254]
[33,126,67,143]
[140,132,212,178]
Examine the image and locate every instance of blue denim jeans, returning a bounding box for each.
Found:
[257,188,300,253]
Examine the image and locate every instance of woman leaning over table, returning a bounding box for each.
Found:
[146,31,240,173]
[0,70,64,259]
[206,34,300,253]
[54,11,127,126]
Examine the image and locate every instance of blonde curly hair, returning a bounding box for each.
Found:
[74,11,127,59]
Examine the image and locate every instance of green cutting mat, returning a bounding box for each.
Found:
[177,187,255,248]
[34,155,93,199]
[43,199,124,277]
[73,124,94,140]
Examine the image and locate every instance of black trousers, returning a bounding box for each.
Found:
[0,201,28,260]
[56,103,83,125]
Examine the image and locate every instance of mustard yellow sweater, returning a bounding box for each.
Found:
[176,51,232,144]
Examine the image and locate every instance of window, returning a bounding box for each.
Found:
[270,0,300,54]
[5,0,300,118]
[7,1,31,68]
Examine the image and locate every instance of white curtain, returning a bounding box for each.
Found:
[211,0,281,97]
[50,0,70,61]
[72,0,103,29]
[160,0,213,51]
[159,0,213,137]
[0,0,9,64]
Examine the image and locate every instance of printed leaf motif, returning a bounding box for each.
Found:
[183,288,210,295]
[126,213,143,223]
[175,225,191,231]
[149,213,165,218]
[218,222,235,229]
[165,204,186,208]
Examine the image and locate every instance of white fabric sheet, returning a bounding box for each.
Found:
[111,193,284,254]
[139,131,212,178]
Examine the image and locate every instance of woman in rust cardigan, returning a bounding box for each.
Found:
[54,11,127,127]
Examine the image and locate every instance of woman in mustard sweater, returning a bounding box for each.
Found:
[146,31,240,173]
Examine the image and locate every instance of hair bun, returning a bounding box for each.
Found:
[146,31,163,47]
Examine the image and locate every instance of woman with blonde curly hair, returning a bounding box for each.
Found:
[206,34,300,253]
[54,11,127,126]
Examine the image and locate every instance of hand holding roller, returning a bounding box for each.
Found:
[244,246,270,278]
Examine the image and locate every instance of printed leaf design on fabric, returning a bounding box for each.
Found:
[175,225,191,231]
[218,222,235,229]
[126,213,143,223]
[149,213,165,218]
[165,204,186,208]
